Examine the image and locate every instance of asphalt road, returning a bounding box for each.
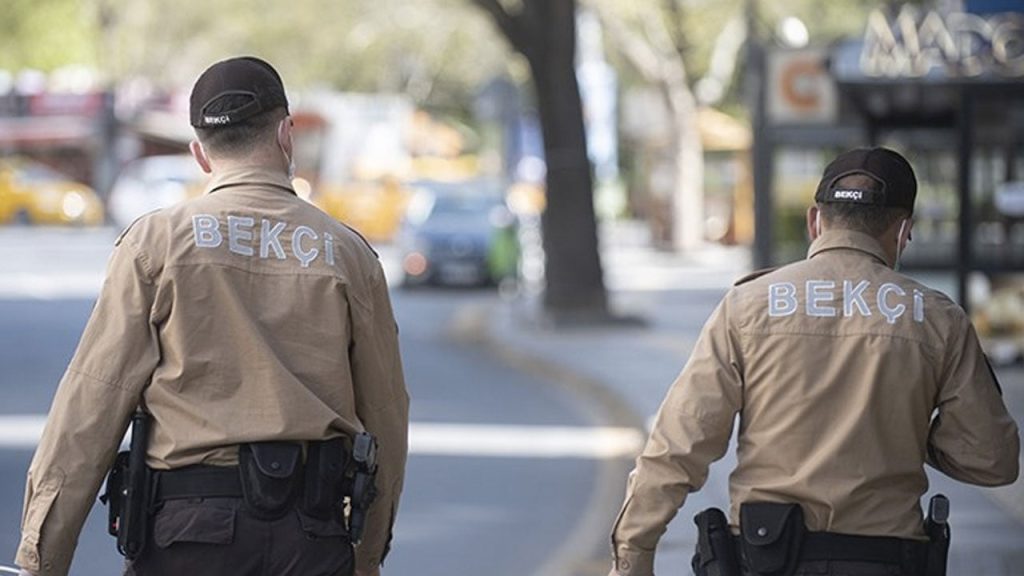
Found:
[0,228,629,575]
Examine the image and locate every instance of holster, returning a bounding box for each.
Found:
[692,507,742,576]
[102,452,129,538]
[238,442,303,520]
[738,502,806,576]
[924,495,950,576]
[100,409,152,559]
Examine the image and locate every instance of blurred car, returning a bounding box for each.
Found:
[0,157,104,226]
[397,181,519,287]
[108,154,207,229]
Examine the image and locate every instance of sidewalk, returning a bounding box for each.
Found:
[483,233,1024,575]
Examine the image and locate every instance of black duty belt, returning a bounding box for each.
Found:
[731,531,929,567]
[152,465,243,501]
[801,531,928,565]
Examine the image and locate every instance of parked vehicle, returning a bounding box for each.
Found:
[397,181,519,287]
[0,157,104,226]
[108,155,207,229]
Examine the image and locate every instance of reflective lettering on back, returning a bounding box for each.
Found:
[768,283,798,316]
[877,283,906,324]
[193,214,223,248]
[228,216,255,256]
[843,280,872,317]
[190,215,345,270]
[260,219,287,259]
[324,233,336,266]
[293,226,319,268]
[806,280,836,317]
[764,277,926,324]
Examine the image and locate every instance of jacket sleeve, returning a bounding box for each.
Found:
[609,296,743,576]
[927,315,1020,485]
[349,261,409,572]
[17,236,160,575]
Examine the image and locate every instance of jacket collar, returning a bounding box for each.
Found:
[204,166,296,196]
[807,229,893,267]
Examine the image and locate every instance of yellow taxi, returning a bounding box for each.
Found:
[0,157,104,226]
[314,177,412,242]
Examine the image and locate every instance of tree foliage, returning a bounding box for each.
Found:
[2,0,515,114]
[594,0,900,114]
[0,0,97,72]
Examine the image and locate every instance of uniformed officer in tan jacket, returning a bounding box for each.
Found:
[609,147,1019,576]
[16,57,408,576]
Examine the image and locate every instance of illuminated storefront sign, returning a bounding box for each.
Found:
[860,7,1024,78]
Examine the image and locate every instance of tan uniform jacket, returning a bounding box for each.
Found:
[610,230,1020,576]
[18,167,409,575]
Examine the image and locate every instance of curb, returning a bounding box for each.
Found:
[447,302,645,576]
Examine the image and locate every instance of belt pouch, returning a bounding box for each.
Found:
[692,507,742,576]
[238,442,302,520]
[739,502,806,576]
[302,437,348,519]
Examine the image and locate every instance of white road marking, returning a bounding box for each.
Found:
[0,415,644,459]
[0,273,105,300]
[409,422,644,459]
[0,415,46,449]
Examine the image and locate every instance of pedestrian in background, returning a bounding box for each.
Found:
[16,56,408,576]
[608,147,1019,576]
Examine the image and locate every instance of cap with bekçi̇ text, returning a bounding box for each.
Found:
[189,56,289,129]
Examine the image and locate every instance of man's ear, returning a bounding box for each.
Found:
[806,205,821,241]
[277,116,294,157]
[189,140,213,174]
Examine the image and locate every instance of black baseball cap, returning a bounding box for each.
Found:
[814,147,917,211]
[189,56,289,128]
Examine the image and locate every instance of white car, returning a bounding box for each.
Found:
[108,155,207,228]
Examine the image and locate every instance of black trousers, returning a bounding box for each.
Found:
[124,497,354,576]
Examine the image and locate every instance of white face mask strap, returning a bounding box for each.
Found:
[815,211,822,237]
[278,119,295,179]
[895,219,907,270]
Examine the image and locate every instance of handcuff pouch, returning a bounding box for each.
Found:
[739,502,806,576]
[238,442,302,520]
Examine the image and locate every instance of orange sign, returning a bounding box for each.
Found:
[768,49,838,125]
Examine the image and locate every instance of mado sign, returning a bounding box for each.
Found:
[861,7,1024,79]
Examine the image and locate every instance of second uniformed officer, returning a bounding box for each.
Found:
[609,147,1019,576]
[16,56,408,576]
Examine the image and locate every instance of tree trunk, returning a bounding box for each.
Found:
[529,0,608,316]
[668,88,705,251]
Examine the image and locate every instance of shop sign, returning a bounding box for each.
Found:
[768,49,838,125]
[861,7,1024,78]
